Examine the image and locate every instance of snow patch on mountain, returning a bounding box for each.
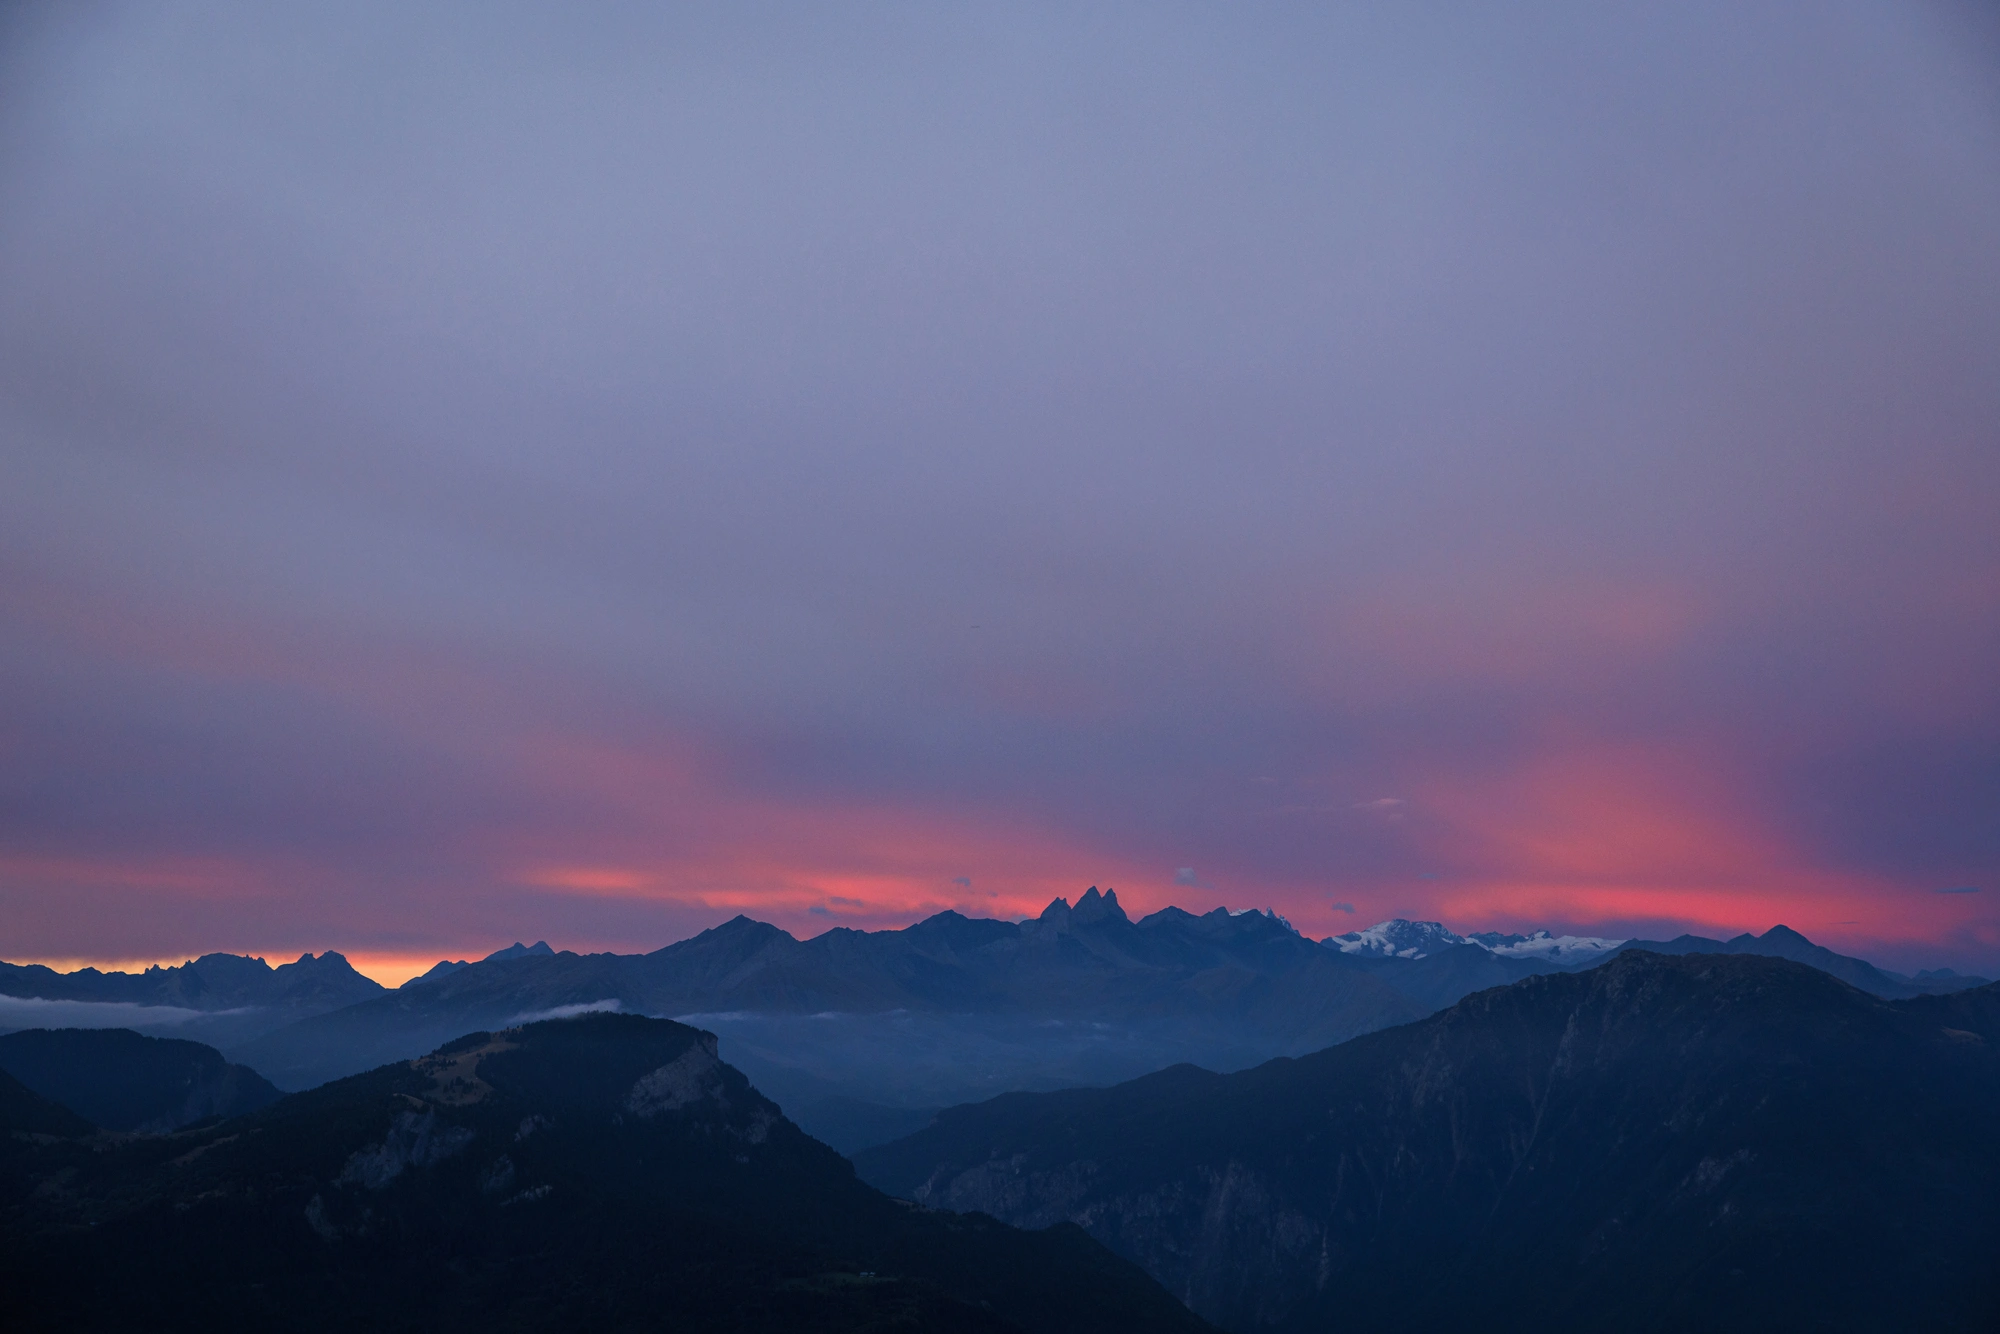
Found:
[1465,929,1626,962]
[1324,920,1626,962]
[1325,920,1470,958]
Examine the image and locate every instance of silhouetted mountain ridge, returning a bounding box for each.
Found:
[223,903,1985,1151]
[234,895,1435,1116]
[0,950,383,1011]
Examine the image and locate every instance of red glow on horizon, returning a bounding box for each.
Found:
[0,597,1989,975]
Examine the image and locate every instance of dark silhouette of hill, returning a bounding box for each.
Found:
[0,1013,1211,1334]
[0,1029,281,1131]
[855,953,2000,1333]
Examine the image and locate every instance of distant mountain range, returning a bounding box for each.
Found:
[1324,917,1989,996]
[2,897,1986,1151]
[0,949,383,1010]
[0,1013,1209,1333]
[856,952,2000,1332]
[0,950,384,1048]
[224,892,1488,1145]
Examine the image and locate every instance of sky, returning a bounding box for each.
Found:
[2,1,1997,984]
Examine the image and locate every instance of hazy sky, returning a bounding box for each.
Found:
[3,1,1997,981]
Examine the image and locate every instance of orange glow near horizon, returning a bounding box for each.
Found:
[1,703,1990,973]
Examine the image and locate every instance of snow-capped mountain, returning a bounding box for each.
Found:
[1465,929,1626,963]
[1324,919,1626,963]
[1325,920,1473,958]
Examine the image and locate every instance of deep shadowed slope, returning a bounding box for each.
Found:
[0,1029,281,1131]
[0,1067,93,1137]
[856,954,2000,1334]
[0,1012,1210,1334]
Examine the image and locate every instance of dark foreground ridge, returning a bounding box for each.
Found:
[857,952,2000,1333]
[0,1013,1210,1333]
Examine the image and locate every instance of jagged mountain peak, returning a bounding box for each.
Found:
[1072,886,1128,925]
[1034,887,1132,931]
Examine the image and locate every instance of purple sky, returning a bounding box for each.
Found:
[2,1,1997,982]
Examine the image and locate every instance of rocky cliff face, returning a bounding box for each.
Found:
[858,953,2000,1333]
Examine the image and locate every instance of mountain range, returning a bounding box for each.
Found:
[0,1012,1209,1333]
[1326,917,1988,997]
[227,892,1520,1146]
[0,950,384,1048]
[4,895,1984,1152]
[855,951,2000,1332]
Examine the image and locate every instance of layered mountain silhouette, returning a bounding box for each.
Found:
[0,949,383,1010]
[855,952,2000,1332]
[234,893,1450,1146]
[209,897,1983,1151]
[0,1028,281,1131]
[8,899,1979,1154]
[0,1012,1209,1333]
